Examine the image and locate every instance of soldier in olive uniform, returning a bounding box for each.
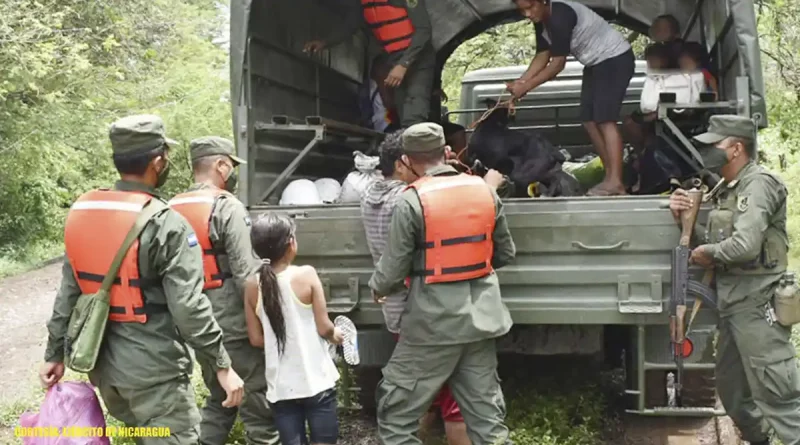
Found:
[669,115,800,445]
[40,115,244,444]
[369,123,515,445]
[171,137,280,445]
[303,0,435,128]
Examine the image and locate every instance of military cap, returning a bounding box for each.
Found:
[402,122,446,155]
[189,136,246,165]
[109,114,177,155]
[693,115,757,145]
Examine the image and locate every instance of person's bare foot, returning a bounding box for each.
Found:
[587,181,627,196]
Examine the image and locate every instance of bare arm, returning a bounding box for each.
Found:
[523,56,567,91]
[520,51,552,83]
[244,275,264,348]
[302,265,336,340]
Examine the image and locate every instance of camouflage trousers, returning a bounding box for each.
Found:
[716,303,800,445]
[90,374,200,445]
[199,339,280,445]
[376,337,512,445]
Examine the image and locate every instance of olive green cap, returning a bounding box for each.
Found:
[189,136,246,165]
[693,115,757,145]
[402,122,446,155]
[109,114,177,155]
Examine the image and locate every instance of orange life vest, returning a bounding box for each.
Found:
[406,174,496,284]
[64,190,157,323]
[169,189,232,290]
[361,0,414,54]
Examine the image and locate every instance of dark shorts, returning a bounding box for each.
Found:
[269,388,339,444]
[580,49,635,124]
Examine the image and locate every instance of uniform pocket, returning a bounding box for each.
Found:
[375,376,417,423]
[750,347,800,401]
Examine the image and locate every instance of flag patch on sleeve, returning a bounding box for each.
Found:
[187,233,199,247]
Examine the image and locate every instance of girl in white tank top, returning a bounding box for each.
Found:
[244,213,343,444]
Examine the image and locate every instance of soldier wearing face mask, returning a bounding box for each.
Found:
[170,137,280,445]
[669,115,800,445]
[41,116,245,444]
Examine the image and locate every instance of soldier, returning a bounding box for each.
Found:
[39,115,244,444]
[303,0,435,128]
[369,122,515,445]
[669,115,800,445]
[169,137,280,445]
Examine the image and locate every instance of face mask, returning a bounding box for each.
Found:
[155,158,171,188]
[699,147,729,174]
[224,167,239,193]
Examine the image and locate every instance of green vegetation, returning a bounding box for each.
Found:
[0,0,231,277]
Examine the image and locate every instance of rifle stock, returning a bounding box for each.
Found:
[670,189,703,406]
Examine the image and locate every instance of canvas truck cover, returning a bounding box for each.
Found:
[230,0,767,153]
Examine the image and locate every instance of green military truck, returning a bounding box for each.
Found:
[229,0,768,416]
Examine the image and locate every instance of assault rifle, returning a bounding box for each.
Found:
[670,189,703,406]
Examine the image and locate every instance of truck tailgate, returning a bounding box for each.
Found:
[251,195,709,326]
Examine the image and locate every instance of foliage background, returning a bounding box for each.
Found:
[0,0,232,275]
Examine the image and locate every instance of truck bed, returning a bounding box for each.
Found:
[251,195,711,327]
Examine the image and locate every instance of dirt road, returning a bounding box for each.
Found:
[0,263,743,445]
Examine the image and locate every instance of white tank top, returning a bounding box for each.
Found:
[256,267,339,403]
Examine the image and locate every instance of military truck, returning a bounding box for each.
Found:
[229,0,768,416]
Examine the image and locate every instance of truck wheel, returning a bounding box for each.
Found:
[354,367,383,415]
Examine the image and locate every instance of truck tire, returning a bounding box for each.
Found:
[354,367,383,415]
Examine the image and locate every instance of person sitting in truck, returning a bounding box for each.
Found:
[507,0,635,196]
[678,41,718,99]
[624,43,672,153]
[369,122,515,445]
[303,0,435,129]
[360,129,504,445]
[649,14,683,68]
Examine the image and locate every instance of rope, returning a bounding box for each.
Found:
[453,93,518,168]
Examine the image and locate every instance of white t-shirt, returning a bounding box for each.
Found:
[256,267,339,402]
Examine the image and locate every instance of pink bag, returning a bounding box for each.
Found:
[19,381,109,445]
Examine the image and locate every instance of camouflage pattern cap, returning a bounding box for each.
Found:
[109,114,177,155]
[189,136,246,165]
[693,115,757,145]
[402,122,446,155]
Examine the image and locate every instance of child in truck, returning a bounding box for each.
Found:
[623,43,672,153]
[244,212,358,445]
[678,41,719,99]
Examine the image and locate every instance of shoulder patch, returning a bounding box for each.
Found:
[187,233,199,248]
[406,0,417,8]
[737,195,749,212]
[244,215,252,227]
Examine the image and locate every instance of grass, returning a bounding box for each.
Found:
[0,241,63,279]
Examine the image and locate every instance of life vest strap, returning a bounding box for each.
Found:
[368,16,409,28]
[76,271,157,289]
[109,304,168,316]
[414,261,490,277]
[423,234,487,249]
[380,33,414,46]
